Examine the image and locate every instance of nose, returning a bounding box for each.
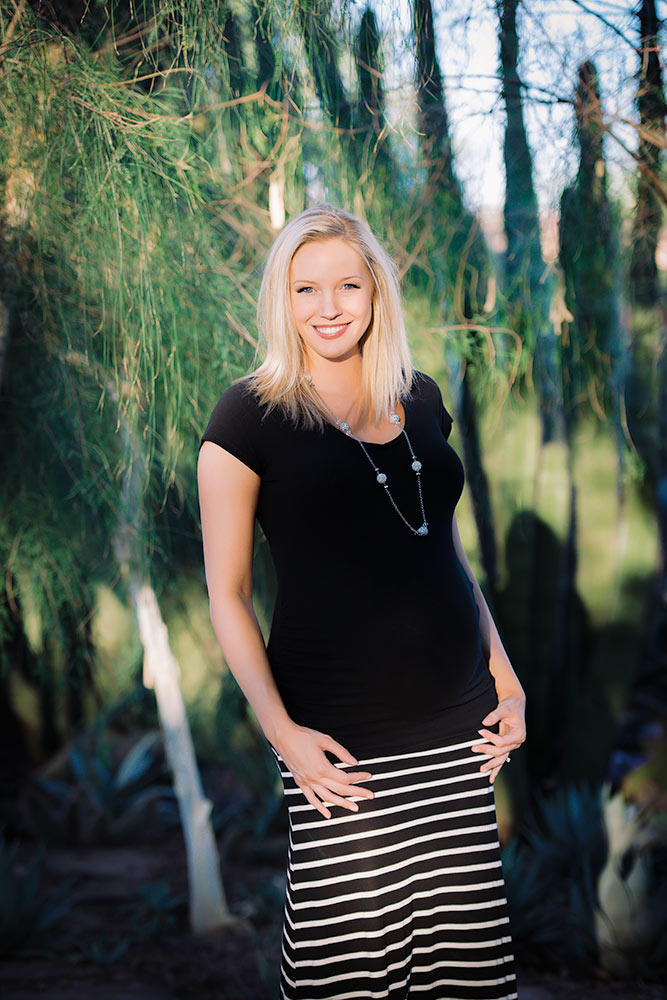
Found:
[318,291,342,320]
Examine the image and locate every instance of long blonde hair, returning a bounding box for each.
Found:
[241,203,415,428]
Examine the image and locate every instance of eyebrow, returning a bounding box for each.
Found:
[291,274,364,285]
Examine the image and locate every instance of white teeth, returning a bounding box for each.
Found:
[315,324,348,333]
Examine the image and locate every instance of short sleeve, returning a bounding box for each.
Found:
[198,381,264,476]
[439,399,453,440]
[416,371,453,440]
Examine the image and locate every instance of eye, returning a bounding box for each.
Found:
[296,286,314,294]
[342,282,359,290]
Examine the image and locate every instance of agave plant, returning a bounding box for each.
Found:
[595,786,667,978]
[501,781,606,972]
[20,729,178,846]
[503,779,667,979]
[0,836,69,957]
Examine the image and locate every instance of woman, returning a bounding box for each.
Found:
[198,203,526,999]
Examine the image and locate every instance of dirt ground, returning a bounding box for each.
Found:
[1,780,665,1000]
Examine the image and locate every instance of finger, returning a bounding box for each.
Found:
[488,764,503,784]
[477,729,516,749]
[345,771,374,784]
[479,753,511,772]
[325,778,374,800]
[302,786,331,820]
[330,769,375,795]
[328,765,373,780]
[322,736,359,766]
[312,783,361,813]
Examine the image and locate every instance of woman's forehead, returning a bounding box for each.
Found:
[290,238,368,278]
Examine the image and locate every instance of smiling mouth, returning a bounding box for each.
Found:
[313,322,351,337]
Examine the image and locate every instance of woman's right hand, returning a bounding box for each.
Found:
[273,722,375,819]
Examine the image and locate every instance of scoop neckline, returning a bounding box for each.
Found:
[323,396,411,448]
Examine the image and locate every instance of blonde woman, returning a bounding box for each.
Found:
[198,203,526,999]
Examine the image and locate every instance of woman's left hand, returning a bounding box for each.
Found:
[472,694,526,783]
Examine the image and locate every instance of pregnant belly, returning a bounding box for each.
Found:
[268,576,485,719]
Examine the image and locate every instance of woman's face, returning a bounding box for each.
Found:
[289,238,374,367]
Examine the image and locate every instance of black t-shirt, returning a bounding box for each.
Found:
[199,370,498,758]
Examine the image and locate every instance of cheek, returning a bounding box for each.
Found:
[357,290,373,319]
[290,293,310,324]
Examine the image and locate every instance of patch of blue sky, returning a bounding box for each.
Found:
[364,0,666,213]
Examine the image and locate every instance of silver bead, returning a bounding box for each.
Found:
[416,524,428,536]
[339,422,350,434]
[376,472,387,484]
[412,460,422,472]
[389,412,401,426]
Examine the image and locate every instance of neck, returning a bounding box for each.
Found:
[305,350,363,395]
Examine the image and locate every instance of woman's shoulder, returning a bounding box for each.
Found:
[408,370,454,438]
[198,376,268,474]
[208,375,263,414]
[408,369,445,404]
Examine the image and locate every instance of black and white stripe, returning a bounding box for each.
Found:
[271,735,518,999]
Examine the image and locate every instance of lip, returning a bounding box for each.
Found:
[312,321,351,340]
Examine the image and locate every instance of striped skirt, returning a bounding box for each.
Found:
[270,733,518,1000]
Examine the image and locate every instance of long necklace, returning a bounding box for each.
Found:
[305,376,429,537]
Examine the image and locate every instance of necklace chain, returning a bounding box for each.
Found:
[305,376,429,537]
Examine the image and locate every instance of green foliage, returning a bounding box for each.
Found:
[120,878,187,943]
[502,781,605,971]
[20,730,178,846]
[595,791,667,979]
[559,60,622,427]
[503,781,667,979]
[65,936,132,966]
[0,836,70,958]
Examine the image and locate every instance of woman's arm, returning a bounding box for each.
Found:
[197,442,374,817]
[451,512,526,782]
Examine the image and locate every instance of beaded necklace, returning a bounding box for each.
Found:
[305,376,429,537]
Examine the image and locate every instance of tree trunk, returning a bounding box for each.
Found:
[107,371,233,933]
[132,579,234,932]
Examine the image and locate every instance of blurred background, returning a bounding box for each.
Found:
[0,0,666,997]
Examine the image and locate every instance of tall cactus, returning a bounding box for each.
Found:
[497,0,560,440]
[608,0,667,792]
[559,61,621,427]
[412,0,497,602]
[630,0,666,310]
[354,8,402,231]
[412,0,489,315]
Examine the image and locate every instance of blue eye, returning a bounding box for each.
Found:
[295,282,359,293]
